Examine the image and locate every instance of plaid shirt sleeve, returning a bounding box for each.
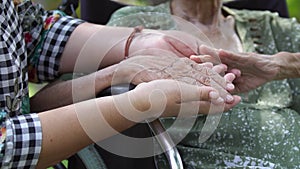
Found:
[37,15,84,81]
[1,114,42,169]
[17,1,84,82]
[0,0,83,168]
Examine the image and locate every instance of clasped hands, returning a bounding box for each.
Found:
[112,32,242,120]
[191,45,281,94]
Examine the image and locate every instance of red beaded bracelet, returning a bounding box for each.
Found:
[124,26,144,59]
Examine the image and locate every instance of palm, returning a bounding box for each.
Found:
[129,30,201,58]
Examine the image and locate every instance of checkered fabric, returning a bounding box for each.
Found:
[16,0,83,82]
[38,15,83,81]
[3,114,42,169]
[0,0,83,168]
[0,0,27,117]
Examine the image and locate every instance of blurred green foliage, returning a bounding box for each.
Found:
[32,0,61,10]
[32,0,81,16]
[287,0,300,21]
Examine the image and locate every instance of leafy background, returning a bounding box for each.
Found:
[287,0,300,21]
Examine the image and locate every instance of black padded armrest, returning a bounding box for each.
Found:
[97,84,136,97]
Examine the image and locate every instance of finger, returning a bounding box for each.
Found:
[208,79,235,103]
[179,85,223,103]
[224,73,236,83]
[177,101,224,116]
[192,64,227,87]
[212,64,227,74]
[193,74,234,104]
[179,62,233,102]
[198,95,241,114]
[199,62,213,68]
[196,101,225,115]
[178,95,240,115]
[218,49,246,63]
[218,49,237,58]
[228,69,241,78]
[190,55,202,63]
[223,95,241,111]
[203,68,227,88]
[191,55,217,64]
[224,73,236,92]
[190,55,213,63]
[199,45,221,64]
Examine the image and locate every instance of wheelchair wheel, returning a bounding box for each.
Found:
[68,123,157,169]
[68,145,108,169]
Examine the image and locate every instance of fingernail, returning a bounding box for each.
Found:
[226,95,234,102]
[226,84,235,90]
[209,91,219,99]
[216,97,224,103]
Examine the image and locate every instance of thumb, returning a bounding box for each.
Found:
[163,33,197,57]
[199,45,221,64]
[179,84,224,104]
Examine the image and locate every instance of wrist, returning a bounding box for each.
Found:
[94,65,117,93]
[124,26,144,59]
[95,63,135,87]
[273,53,284,80]
[273,52,300,80]
[102,26,144,67]
[113,90,152,122]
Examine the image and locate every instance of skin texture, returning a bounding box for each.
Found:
[165,0,300,94]
[193,45,300,93]
[28,23,240,168]
[30,23,237,112]
[30,1,246,167]
[170,0,243,52]
[30,55,236,111]
[36,79,240,168]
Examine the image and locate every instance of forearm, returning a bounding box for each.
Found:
[30,65,117,112]
[59,22,134,74]
[274,52,300,80]
[36,95,136,168]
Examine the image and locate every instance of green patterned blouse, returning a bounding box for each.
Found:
[108,2,300,169]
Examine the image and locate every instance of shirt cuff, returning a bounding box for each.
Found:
[2,114,42,168]
[37,15,84,81]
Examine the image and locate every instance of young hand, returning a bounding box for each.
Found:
[128,29,209,58]
[115,79,240,122]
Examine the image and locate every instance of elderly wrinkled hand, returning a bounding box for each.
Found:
[113,54,239,113]
[192,45,280,93]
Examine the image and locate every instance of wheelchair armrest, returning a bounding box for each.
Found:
[97,83,136,97]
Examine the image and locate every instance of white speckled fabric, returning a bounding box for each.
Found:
[108,2,300,169]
